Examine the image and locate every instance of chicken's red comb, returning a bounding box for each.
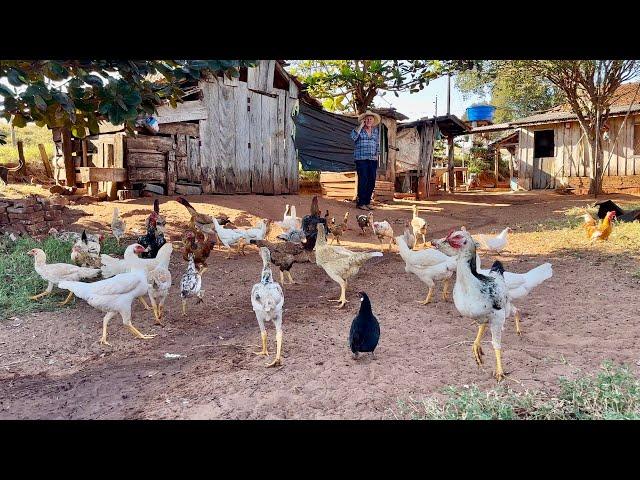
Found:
[445,228,456,240]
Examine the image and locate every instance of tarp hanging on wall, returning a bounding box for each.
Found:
[293,102,359,172]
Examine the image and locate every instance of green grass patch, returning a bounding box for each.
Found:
[390,361,640,420]
[0,234,124,320]
[0,121,55,170]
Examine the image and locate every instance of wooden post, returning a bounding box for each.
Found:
[37,144,53,178]
[81,139,88,167]
[447,135,454,193]
[509,151,514,182]
[167,150,177,195]
[61,128,76,187]
[494,148,499,187]
[16,140,27,177]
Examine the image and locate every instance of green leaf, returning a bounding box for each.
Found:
[7,69,26,86]
[71,125,86,138]
[83,74,103,87]
[34,95,47,111]
[87,116,100,135]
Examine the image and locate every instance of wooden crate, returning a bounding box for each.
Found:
[319,172,396,203]
[77,167,127,183]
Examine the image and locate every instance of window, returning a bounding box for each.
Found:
[634,124,640,155]
[534,129,554,158]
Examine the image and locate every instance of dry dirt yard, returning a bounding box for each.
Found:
[1,190,639,419]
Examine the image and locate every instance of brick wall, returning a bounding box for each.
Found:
[0,197,68,237]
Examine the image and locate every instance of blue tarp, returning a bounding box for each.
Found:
[293,102,359,172]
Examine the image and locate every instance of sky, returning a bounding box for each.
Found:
[373,74,485,121]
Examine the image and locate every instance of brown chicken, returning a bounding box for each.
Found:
[182,230,214,274]
[328,211,349,245]
[583,210,616,243]
[314,223,383,308]
[176,197,216,235]
[250,239,313,284]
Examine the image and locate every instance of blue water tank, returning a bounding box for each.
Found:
[466,105,496,122]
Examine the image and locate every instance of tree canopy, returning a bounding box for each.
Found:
[0,60,256,137]
[456,60,563,123]
[287,60,478,114]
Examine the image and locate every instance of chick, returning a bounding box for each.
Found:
[147,264,172,325]
[111,207,126,245]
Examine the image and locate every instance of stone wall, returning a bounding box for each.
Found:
[0,196,68,236]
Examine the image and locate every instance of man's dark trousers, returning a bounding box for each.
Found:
[355,159,377,207]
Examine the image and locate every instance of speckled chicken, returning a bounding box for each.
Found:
[70,230,102,268]
[250,238,313,284]
[180,253,203,316]
[328,211,349,245]
[372,219,395,252]
[251,247,284,367]
[314,223,383,308]
[356,212,374,236]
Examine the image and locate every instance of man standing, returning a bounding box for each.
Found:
[350,110,381,211]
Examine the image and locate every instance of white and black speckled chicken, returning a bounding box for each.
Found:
[180,253,203,316]
[251,247,284,367]
[356,212,374,236]
[445,229,511,382]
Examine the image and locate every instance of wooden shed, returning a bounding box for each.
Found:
[395,115,469,198]
[52,60,312,199]
[470,82,640,194]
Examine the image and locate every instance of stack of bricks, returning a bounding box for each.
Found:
[0,196,68,236]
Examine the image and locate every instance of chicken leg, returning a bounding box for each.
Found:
[254,331,269,356]
[328,281,348,308]
[99,312,116,346]
[126,324,156,340]
[494,348,505,382]
[139,297,151,311]
[30,282,53,300]
[285,271,295,285]
[149,296,164,326]
[417,286,434,305]
[514,308,522,336]
[442,278,450,301]
[472,324,487,365]
[58,291,74,306]
[266,331,282,367]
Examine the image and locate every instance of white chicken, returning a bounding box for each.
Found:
[445,230,512,382]
[396,234,456,304]
[180,253,203,315]
[58,268,156,346]
[27,248,101,306]
[111,207,126,245]
[372,220,395,252]
[411,204,428,249]
[251,247,285,367]
[433,235,552,335]
[476,227,511,253]
[100,242,173,278]
[212,217,269,258]
[147,264,172,325]
[276,204,301,232]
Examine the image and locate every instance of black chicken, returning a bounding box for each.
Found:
[595,200,640,222]
[301,195,328,251]
[348,292,380,359]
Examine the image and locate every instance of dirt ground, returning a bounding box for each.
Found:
[1,190,639,419]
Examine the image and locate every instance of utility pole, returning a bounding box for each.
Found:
[447,72,451,116]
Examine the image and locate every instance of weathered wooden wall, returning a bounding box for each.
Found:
[518,116,640,190]
[198,63,299,195]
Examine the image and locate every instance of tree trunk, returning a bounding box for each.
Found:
[587,133,604,196]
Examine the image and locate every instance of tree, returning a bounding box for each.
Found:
[0,60,256,137]
[456,61,563,123]
[287,60,478,114]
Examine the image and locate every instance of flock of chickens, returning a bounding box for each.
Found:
[30,193,613,382]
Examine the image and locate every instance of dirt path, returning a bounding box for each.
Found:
[1,191,639,419]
